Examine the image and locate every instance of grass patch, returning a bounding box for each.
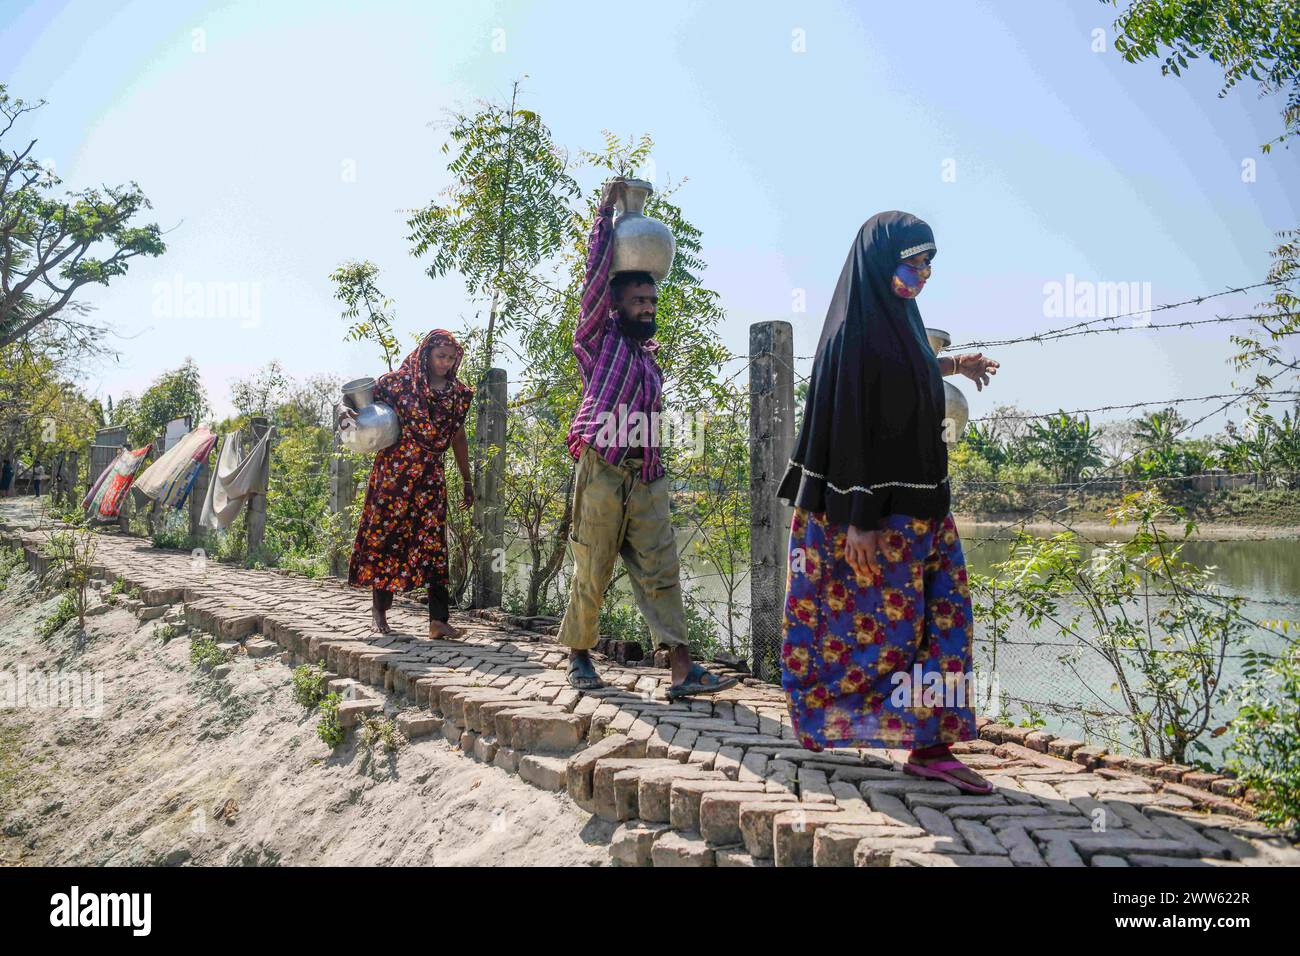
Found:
[0,547,26,591]
[359,714,405,754]
[189,636,230,670]
[39,592,79,640]
[291,662,329,709]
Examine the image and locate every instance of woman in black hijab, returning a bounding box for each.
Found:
[777,211,1000,794]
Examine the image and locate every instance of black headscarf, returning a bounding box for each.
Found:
[777,211,950,530]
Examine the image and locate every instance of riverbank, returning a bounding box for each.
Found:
[955,514,1300,542]
[952,486,1300,540]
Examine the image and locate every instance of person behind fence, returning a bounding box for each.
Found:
[777,211,1001,795]
[341,328,474,638]
[558,177,737,699]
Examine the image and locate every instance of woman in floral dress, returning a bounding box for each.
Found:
[777,212,1001,793]
[346,328,474,638]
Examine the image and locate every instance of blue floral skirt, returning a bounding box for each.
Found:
[780,509,978,751]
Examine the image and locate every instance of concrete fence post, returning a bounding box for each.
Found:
[748,321,795,681]
[473,368,507,608]
[328,408,355,577]
[246,416,270,557]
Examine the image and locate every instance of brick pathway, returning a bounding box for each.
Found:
[3,498,1295,867]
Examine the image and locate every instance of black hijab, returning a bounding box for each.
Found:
[777,211,950,530]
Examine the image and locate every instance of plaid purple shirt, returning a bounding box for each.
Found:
[566,202,665,483]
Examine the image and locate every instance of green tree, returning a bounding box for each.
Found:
[676,386,750,653]
[407,81,580,369]
[1024,411,1105,484]
[331,260,401,371]
[1231,230,1298,416]
[0,85,165,349]
[0,341,103,483]
[1131,407,1201,478]
[114,359,209,445]
[1104,0,1300,150]
[961,421,1008,470]
[499,398,573,617]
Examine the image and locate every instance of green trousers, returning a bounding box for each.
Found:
[558,445,687,651]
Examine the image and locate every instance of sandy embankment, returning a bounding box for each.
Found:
[0,564,611,867]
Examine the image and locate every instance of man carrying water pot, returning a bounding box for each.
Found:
[559,177,738,699]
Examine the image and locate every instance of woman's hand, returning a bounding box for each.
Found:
[845,524,881,578]
[462,481,474,510]
[952,353,1000,391]
[335,402,358,428]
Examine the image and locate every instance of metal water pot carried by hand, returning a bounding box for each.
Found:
[610,178,676,283]
[338,377,400,453]
[925,328,969,444]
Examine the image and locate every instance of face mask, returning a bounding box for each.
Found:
[616,312,657,341]
[891,262,931,299]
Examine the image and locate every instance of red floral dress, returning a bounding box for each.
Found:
[348,329,474,594]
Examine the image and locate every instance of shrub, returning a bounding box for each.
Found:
[359,714,405,753]
[190,636,229,670]
[40,592,78,640]
[1229,647,1300,835]
[45,524,97,631]
[292,662,329,709]
[317,693,345,748]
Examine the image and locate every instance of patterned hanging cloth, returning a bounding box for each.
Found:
[133,425,218,509]
[82,444,153,521]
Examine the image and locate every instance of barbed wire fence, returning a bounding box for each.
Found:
[63,273,1299,757]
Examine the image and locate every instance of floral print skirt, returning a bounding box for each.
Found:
[780,508,978,751]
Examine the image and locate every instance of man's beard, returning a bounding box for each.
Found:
[615,311,657,341]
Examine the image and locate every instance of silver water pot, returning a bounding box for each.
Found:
[610,179,676,283]
[925,328,969,444]
[339,377,400,453]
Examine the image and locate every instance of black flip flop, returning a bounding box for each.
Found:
[567,653,605,690]
[666,663,738,700]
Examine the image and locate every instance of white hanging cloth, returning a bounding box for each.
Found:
[199,427,274,531]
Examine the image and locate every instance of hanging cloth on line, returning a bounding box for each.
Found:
[82,444,153,521]
[133,425,219,510]
[199,426,274,531]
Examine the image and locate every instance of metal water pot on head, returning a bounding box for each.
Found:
[925,328,969,444]
[339,377,400,453]
[610,179,676,282]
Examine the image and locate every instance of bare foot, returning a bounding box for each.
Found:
[429,619,461,640]
[371,607,393,634]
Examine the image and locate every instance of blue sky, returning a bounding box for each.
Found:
[3,0,1297,435]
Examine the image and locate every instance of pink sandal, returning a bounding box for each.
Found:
[904,758,994,795]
